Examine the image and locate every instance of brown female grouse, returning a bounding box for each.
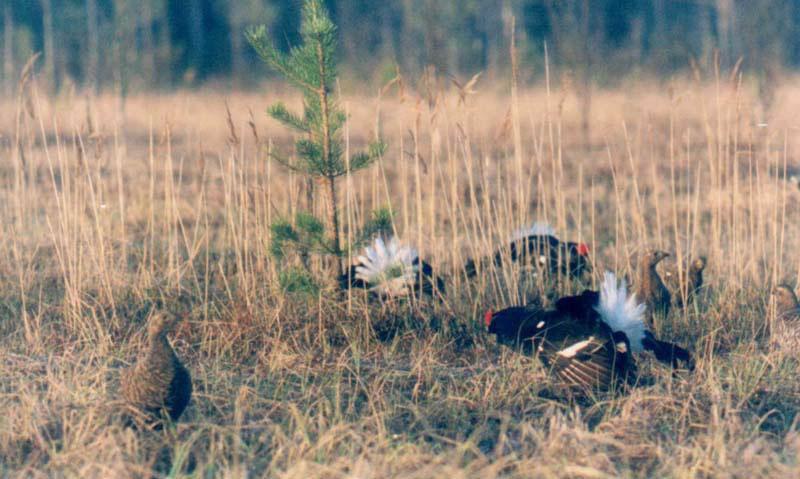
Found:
[662,256,707,306]
[771,285,800,348]
[636,249,671,317]
[121,313,192,429]
[486,272,693,393]
[773,284,800,321]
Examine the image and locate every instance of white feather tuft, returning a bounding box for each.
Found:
[556,337,595,358]
[354,236,419,296]
[594,271,647,352]
[510,222,558,242]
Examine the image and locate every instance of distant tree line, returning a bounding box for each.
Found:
[1,0,797,95]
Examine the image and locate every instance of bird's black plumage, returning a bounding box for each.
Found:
[339,258,445,297]
[486,285,693,393]
[465,233,591,279]
[487,291,635,391]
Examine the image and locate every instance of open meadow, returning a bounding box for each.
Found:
[2,69,800,477]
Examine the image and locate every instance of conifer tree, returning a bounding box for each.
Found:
[246,0,386,277]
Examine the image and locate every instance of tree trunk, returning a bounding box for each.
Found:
[230,24,243,86]
[324,176,343,277]
[315,36,343,277]
[41,0,56,93]
[3,4,12,97]
[379,4,396,62]
[483,0,504,77]
[86,0,99,93]
[140,1,156,86]
[188,0,204,81]
[716,0,733,66]
[580,0,592,150]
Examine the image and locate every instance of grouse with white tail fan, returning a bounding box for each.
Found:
[485,272,694,392]
[340,236,445,297]
[465,222,591,279]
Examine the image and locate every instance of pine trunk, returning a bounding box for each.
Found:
[315,36,343,277]
[324,176,342,277]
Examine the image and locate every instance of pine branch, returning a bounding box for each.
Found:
[348,141,387,175]
[268,149,308,174]
[245,26,318,93]
[268,103,309,133]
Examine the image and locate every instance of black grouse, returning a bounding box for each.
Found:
[465,222,591,279]
[662,256,707,306]
[636,249,672,318]
[339,236,445,297]
[486,272,694,393]
[121,312,192,429]
[771,284,800,348]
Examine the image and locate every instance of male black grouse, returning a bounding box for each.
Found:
[486,272,694,392]
[465,222,591,279]
[339,236,445,297]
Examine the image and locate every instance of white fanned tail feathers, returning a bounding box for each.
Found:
[594,271,647,352]
[510,221,558,242]
[355,236,419,296]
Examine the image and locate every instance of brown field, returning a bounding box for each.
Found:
[2,70,800,478]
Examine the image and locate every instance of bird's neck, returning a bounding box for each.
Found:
[148,333,174,358]
[641,262,659,281]
[778,299,800,316]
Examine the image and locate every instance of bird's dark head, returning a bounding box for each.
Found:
[484,306,536,339]
[484,309,493,328]
[567,242,592,276]
[147,312,180,339]
[643,249,670,267]
[772,284,799,311]
[484,309,496,331]
[690,256,707,273]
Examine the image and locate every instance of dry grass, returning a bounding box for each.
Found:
[2,68,800,478]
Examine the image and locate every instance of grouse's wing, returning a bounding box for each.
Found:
[542,331,635,391]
